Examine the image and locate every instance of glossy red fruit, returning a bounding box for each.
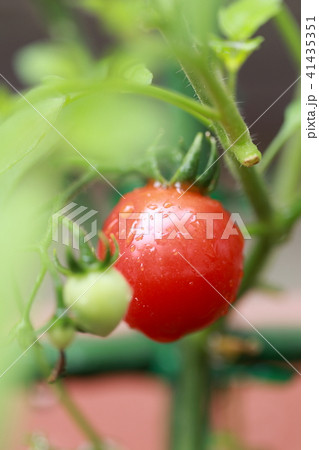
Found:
[98,182,244,342]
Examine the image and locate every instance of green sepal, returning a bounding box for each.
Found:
[53,249,73,277]
[109,233,120,265]
[170,132,203,184]
[144,131,167,184]
[194,133,220,192]
[98,232,120,268]
[78,235,96,267]
[66,246,85,273]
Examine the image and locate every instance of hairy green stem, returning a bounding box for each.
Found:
[179,55,261,166]
[227,70,237,98]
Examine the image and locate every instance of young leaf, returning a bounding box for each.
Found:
[219,0,281,41]
[103,54,153,85]
[209,36,263,72]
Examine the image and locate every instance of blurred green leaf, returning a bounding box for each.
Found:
[0,88,16,123]
[209,36,263,72]
[54,91,170,170]
[0,96,65,175]
[101,54,153,85]
[260,98,301,171]
[173,0,221,43]
[281,98,301,136]
[15,39,153,87]
[79,0,147,37]
[219,0,281,40]
[14,42,94,86]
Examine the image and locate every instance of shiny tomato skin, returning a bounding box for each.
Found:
[98,183,244,342]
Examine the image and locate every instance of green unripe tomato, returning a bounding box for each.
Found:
[48,320,75,350]
[63,268,132,337]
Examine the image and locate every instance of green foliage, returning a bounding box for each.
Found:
[278,98,301,139]
[219,0,281,40]
[260,98,301,171]
[209,36,263,72]
[79,0,148,37]
[0,0,301,446]
[99,54,153,85]
[0,87,16,122]
[0,96,65,175]
[14,42,94,85]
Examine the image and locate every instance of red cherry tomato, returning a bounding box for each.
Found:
[98,182,244,342]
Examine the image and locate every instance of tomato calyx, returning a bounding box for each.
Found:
[53,230,119,277]
[147,132,220,194]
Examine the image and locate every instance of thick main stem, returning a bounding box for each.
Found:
[170,332,211,450]
[179,54,261,166]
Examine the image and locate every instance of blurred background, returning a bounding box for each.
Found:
[0,1,300,449]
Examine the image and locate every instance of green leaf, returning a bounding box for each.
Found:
[0,96,65,175]
[14,42,94,86]
[103,54,153,85]
[260,98,301,171]
[79,0,147,38]
[281,98,301,135]
[0,88,16,123]
[54,91,169,169]
[209,36,263,72]
[219,0,281,41]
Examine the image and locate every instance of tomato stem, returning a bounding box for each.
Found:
[170,331,211,450]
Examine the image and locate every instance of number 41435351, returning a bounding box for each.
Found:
[306,17,316,79]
